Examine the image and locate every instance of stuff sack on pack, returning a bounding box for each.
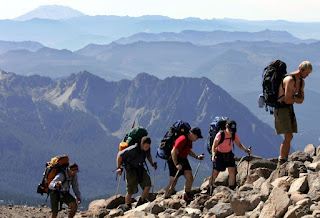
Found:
[37,155,69,195]
[119,126,148,151]
[157,120,191,160]
[260,59,287,114]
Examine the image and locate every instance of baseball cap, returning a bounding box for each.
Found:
[190,127,203,138]
[226,120,237,133]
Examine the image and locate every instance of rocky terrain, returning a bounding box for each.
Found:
[2,144,320,217]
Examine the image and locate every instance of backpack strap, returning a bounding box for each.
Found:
[218,130,225,145]
[218,131,235,146]
[278,74,297,100]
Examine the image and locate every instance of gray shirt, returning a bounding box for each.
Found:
[119,143,151,171]
[48,170,81,199]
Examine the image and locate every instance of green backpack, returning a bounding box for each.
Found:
[119,127,148,151]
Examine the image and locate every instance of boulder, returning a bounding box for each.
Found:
[304,144,316,157]
[259,187,291,218]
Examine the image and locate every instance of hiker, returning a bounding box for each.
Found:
[209,120,251,190]
[275,61,312,166]
[116,136,157,210]
[48,163,81,218]
[164,127,205,200]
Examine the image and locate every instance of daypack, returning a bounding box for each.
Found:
[261,59,287,114]
[37,155,69,195]
[119,126,148,151]
[157,120,191,160]
[206,116,235,155]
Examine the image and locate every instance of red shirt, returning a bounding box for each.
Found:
[173,135,192,158]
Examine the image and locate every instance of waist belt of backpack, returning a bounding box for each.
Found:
[275,101,291,109]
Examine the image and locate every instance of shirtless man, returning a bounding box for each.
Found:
[275,61,312,166]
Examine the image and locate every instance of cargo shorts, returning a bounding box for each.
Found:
[274,104,297,135]
[50,190,76,213]
[126,168,151,194]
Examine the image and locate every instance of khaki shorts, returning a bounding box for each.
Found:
[50,191,76,213]
[126,168,151,195]
[274,104,297,135]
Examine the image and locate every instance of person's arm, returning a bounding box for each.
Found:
[71,174,81,203]
[211,138,219,161]
[188,150,204,160]
[116,152,123,175]
[171,147,182,170]
[48,173,64,190]
[147,154,157,170]
[294,79,305,104]
[235,140,251,154]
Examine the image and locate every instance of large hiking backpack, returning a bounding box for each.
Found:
[119,126,148,151]
[37,155,69,195]
[261,60,287,114]
[206,116,235,155]
[157,120,191,160]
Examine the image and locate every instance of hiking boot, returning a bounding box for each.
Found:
[229,185,236,190]
[117,203,131,212]
[136,197,148,207]
[277,157,287,168]
[182,192,194,201]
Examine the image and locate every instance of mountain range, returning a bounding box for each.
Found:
[0,70,281,202]
[1,5,320,50]
[1,38,319,150]
[115,29,317,45]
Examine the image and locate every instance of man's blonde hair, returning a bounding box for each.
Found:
[299,61,313,72]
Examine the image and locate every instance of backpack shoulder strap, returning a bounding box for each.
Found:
[218,130,225,145]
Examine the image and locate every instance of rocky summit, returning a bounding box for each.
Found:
[2,144,320,217]
[78,143,320,218]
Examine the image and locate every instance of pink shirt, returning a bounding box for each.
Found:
[215,130,240,153]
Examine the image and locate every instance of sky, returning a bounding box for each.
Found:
[0,0,320,22]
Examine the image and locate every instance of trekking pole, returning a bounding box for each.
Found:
[168,169,180,195]
[116,172,122,197]
[152,162,157,193]
[246,147,252,178]
[193,153,204,180]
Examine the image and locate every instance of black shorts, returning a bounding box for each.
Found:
[168,156,192,177]
[213,151,235,171]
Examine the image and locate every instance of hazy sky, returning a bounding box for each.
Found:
[0,0,320,22]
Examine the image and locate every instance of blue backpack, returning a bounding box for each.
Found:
[206,116,235,155]
[157,120,191,160]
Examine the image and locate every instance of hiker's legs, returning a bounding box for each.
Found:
[50,191,59,218]
[227,167,236,187]
[125,193,132,205]
[280,133,293,159]
[209,169,220,186]
[141,186,151,199]
[125,172,139,204]
[183,170,193,192]
[68,201,78,218]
